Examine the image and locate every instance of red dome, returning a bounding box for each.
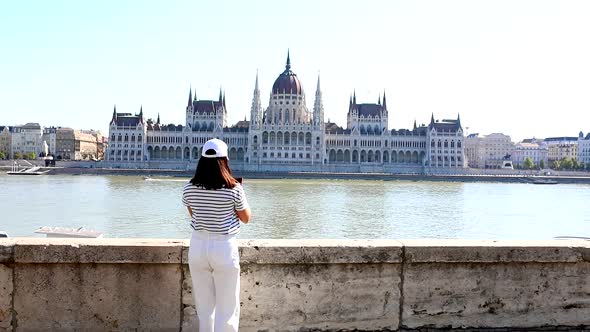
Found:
[272,53,303,95]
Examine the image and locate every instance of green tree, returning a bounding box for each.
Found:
[561,157,573,170]
[27,152,37,160]
[551,160,561,170]
[14,152,22,160]
[0,151,5,160]
[572,159,581,170]
[539,159,545,169]
[523,157,534,170]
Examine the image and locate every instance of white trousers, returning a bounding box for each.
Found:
[188,231,241,332]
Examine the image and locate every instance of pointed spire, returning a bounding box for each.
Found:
[430,113,435,125]
[112,105,117,122]
[353,90,357,105]
[223,92,226,108]
[157,113,160,125]
[316,72,321,92]
[139,105,144,123]
[378,94,381,105]
[413,119,417,130]
[254,70,259,92]
[194,89,197,101]
[188,86,192,107]
[349,94,352,109]
[285,49,291,71]
[219,87,223,102]
[382,90,387,110]
[457,113,461,123]
[244,114,247,121]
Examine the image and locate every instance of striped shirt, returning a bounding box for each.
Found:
[182,182,249,235]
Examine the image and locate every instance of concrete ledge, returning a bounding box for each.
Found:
[238,239,404,264]
[11,238,184,264]
[0,238,588,331]
[402,240,590,263]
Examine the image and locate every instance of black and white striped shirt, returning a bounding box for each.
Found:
[182,182,249,235]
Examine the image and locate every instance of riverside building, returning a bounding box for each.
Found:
[464,133,513,169]
[106,54,466,173]
[578,131,590,165]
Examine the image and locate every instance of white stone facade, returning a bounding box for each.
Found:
[42,127,57,156]
[464,133,513,168]
[578,132,590,165]
[511,140,548,167]
[11,123,43,158]
[106,55,465,173]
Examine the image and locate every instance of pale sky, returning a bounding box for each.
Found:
[1,0,589,142]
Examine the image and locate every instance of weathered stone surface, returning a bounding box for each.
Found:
[0,264,12,331]
[239,262,401,331]
[14,238,184,264]
[181,306,198,332]
[13,263,182,331]
[401,240,590,263]
[240,239,404,264]
[0,240,14,264]
[181,265,198,331]
[402,262,590,328]
[3,238,590,330]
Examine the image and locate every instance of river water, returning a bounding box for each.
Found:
[0,174,588,239]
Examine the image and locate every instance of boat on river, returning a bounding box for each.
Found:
[35,226,103,238]
[7,166,49,175]
[531,178,558,185]
[6,161,49,175]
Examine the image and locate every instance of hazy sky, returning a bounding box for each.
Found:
[1,0,589,142]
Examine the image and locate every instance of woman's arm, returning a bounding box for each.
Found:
[186,206,193,217]
[236,208,251,223]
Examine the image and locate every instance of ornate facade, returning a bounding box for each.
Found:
[106,54,466,172]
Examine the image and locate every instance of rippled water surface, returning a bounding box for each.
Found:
[1,174,588,239]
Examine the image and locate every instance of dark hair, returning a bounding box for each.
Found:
[190,149,238,189]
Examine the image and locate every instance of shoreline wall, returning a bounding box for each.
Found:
[0,239,588,331]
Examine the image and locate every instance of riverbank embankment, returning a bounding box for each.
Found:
[1,238,588,331]
[3,165,590,184]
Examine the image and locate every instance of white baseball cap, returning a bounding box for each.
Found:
[201,138,228,158]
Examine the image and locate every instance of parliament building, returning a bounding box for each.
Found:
[106,54,465,173]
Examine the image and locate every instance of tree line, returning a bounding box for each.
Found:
[0,151,38,160]
[521,157,589,171]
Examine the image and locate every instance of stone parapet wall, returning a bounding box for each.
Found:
[0,239,588,331]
